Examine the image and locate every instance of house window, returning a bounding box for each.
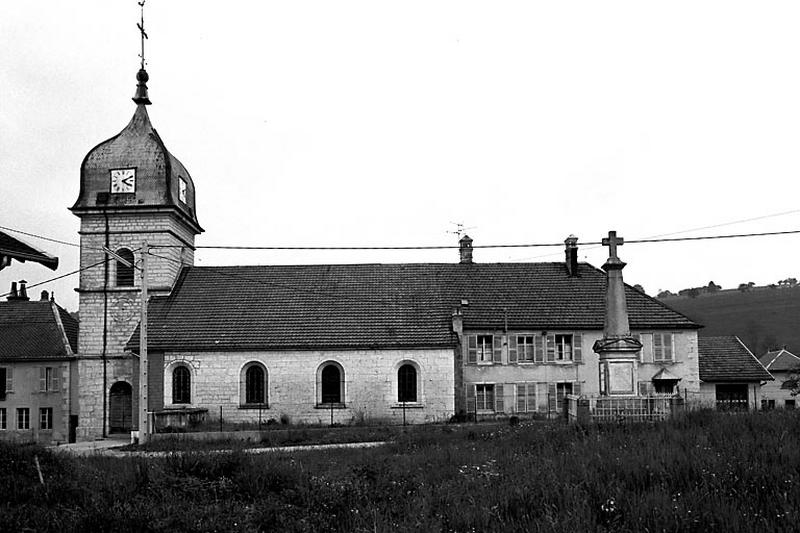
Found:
[517,336,535,362]
[398,364,417,403]
[477,335,493,363]
[0,408,6,430]
[39,367,60,392]
[653,333,674,362]
[761,399,776,410]
[476,384,495,411]
[242,363,268,406]
[40,408,53,430]
[17,408,30,430]
[556,382,573,401]
[654,381,677,394]
[516,382,539,413]
[555,335,573,361]
[116,248,135,287]
[319,362,344,405]
[172,365,191,404]
[785,399,796,410]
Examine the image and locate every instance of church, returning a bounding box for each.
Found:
[66,63,706,441]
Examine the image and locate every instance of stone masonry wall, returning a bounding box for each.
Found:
[158,349,455,426]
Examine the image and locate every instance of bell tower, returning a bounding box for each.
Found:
[70,11,202,439]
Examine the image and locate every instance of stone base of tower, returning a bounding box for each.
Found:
[76,357,136,441]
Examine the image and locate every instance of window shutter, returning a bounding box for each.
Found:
[494,384,504,413]
[493,336,503,363]
[466,384,476,413]
[665,334,674,361]
[516,383,526,412]
[467,335,477,364]
[534,336,545,363]
[527,383,536,412]
[547,382,557,412]
[52,368,60,393]
[508,336,518,363]
[573,334,583,363]
[39,367,46,392]
[638,381,650,396]
[654,333,663,361]
[573,381,582,397]
[6,368,12,393]
[546,335,556,362]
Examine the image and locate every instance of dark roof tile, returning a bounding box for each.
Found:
[0,301,78,360]
[699,336,773,382]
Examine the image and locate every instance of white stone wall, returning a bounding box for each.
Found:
[758,372,795,407]
[160,348,455,425]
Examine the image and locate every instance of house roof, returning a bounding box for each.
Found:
[0,231,59,271]
[127,262,699,352]
[0,300,78,360]
[698,336,773,382]
[759,349,800,373]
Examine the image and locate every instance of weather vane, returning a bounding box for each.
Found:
[137,1,148,69]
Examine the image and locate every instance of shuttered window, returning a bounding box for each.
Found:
[39,367,60,392]
[467,335,498,364]
[478,335,493,363]
[516,383,539,413]
[475,384,495,411]
[545,334,582,362]
[517,336,535,363]
[654,333,674,362]
[116,248,135,287]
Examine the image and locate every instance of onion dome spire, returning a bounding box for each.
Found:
[132,68,151,105]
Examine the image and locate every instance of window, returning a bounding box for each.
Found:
[654,381,677,394]
[319,362,344,405]
[476,384,495,411]
[17,408,30,430]
[40,408,52,430]
[761,399,776,410]
[545,334,583,363]
[477,335,493,363]
[398,364,417,403]
[555,335,573,361]
[39,367,60,392]
[516,383,539,413]
[785,399,796,410]
[517,336,535,363]
[116,248,135,287]
[653,333,674,362]
[467,334,501,364]
[242,363,267,406]
[172,365,191,404]
[0,408,6,430]
[0,367,6,400]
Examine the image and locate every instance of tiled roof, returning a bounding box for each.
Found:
[759,349,800,373]
[0,231,58,271]
[127,262,699,352]
[0,301,78,360]
[698,336,773,382]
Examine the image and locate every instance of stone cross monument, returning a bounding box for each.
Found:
[592,231,642,396]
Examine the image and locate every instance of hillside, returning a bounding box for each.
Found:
[659,286,800,357]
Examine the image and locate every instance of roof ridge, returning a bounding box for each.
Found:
[734,335,773,381]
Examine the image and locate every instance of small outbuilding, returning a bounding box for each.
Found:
[697,336,772,411]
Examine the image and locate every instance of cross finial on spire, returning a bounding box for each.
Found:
[132,1,152,105]
[602,230,624,261]
[137,1,148,70]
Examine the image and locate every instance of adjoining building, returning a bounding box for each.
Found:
[697,336,773,411]
[0,284,78,443]
[758,347,800,409]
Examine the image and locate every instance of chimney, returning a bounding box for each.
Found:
[459,235,473,264]
[7,280,29,302]
[40,290,49,301]
[564,234,578,277]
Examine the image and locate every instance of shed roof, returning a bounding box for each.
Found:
[698,336,773,382]
[0,300,78,360]
[127,262,699,352]
[0,231,58,271]
[759,349,800,373]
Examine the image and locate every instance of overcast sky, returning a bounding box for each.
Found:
[2,1,800,312]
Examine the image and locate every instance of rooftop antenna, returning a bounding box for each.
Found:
[137,1,148,70]
[447,222,476,239]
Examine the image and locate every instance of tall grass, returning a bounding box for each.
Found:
[2,410,799,532]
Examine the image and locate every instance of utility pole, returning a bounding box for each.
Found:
[138,240,149,444]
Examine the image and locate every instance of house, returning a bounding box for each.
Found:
[67,64,705,440]
[0,284,78,443]
[697,336,773,411]
[758,348,800,409]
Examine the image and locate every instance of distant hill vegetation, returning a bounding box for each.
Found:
[659,283,800,357]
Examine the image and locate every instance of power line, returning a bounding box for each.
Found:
[0,224,80,248]
[0,258,111,299]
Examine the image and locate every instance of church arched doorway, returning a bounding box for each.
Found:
[109,381,132,433]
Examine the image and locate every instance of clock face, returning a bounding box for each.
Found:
[179,178,187,203]
[110,168,136,194]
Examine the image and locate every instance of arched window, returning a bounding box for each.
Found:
[116,248,135,287]
[172,365,191,404]
[398,364,417,403]
[319,363,343,405]
[241,362,268,406]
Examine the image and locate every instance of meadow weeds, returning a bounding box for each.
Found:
[2,410,799,532]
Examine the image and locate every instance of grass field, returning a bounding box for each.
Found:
[2,410,799,532]
[661,285,800,355]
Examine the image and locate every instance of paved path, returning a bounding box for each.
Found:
[49,439,387,457]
